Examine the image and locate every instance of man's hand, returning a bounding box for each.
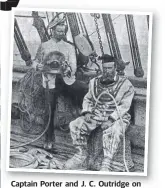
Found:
[36,64,44,71]
[32,61,44,71]
[61,61,72,78]
[101,118,114,130]
[63,68,71,77]
[84,113,93,123]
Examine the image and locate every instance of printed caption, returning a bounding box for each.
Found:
[11,180,142,188]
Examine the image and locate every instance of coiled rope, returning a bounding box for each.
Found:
[11,68,51,149]
[10,104,51,149]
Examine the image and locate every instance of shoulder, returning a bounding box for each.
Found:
[117,76,135,93]
[89,75,101,86]
[62,40,75,49]
[118,76,133,86]
[90,75,101,82]
[40,39,52,48]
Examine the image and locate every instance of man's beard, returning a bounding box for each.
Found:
[52,34,63,41]
[101,73,116,85]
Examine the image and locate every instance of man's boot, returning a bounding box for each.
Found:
[64,146,87,170]
[100,157,112,171]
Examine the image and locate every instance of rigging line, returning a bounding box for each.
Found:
[128,15,140,68]
[107,14,119,58]
[108,14,122,59]
[79,13,89,37]
[129,15,142,68]
[67,13,80,36]
[104,14,118,58]
[46,12,50,24]
[125,15,136,68]
[79,13,94,51]
[107,32,114,55]
[15,15,46,18]
[77,13,85,34]
[88,14,122,37]
[102,14,114,56]
[102,15,113,55]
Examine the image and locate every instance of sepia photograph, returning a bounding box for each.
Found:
[8,8,152,175]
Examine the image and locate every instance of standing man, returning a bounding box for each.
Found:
[64,54,135,171]
[33,17,86,150]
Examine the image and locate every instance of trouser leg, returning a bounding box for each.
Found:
[69,117,99,146]
[64,117,98,169]
[100,119,129,171]
[65,80,88,107]
[44,88,58,148]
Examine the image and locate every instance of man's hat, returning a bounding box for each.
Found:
[98,54,130,72]
[48,16,66,29]
[98,54,117,64]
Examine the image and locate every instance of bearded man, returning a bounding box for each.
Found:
[64,54,135,171]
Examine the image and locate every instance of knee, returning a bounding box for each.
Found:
[69,120,75,131]
[112,124,122,138]
[69,118,81,131]
[103,121,122,138]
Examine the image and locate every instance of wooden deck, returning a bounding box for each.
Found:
[10,119,144,172]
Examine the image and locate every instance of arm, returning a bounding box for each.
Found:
[68,45,77,76]
[110,81,135,121]
[81,80,94,115]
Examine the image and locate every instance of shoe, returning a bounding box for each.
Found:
[100,157,112,171]
[43,142,48,149]
[64,152,87,170]
[100,166,110,171]
[43,141,53,150]
[47,142,53,150]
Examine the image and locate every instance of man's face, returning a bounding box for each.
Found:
[102,62,116,81]
[52,25,66,40]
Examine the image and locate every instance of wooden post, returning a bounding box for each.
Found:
[102,14,127,76]
[32,11,50,43]
[102,14,122,59]
[125,15,144,77]
[14,18,32,66]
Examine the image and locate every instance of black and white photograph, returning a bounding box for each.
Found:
[8,8,152,175]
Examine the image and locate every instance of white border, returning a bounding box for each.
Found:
[6,7,153,177]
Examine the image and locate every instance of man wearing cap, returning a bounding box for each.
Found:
[34,16,77,87]
[33,17,86,149]
[64,55,135,171]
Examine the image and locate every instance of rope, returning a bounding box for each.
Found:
[10,152,38,168]
[11,68,52,148]
[10,104,51,149]
[93,89,129,172]
[89,15,121,37]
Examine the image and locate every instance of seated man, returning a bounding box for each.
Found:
[64,54,135,171]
